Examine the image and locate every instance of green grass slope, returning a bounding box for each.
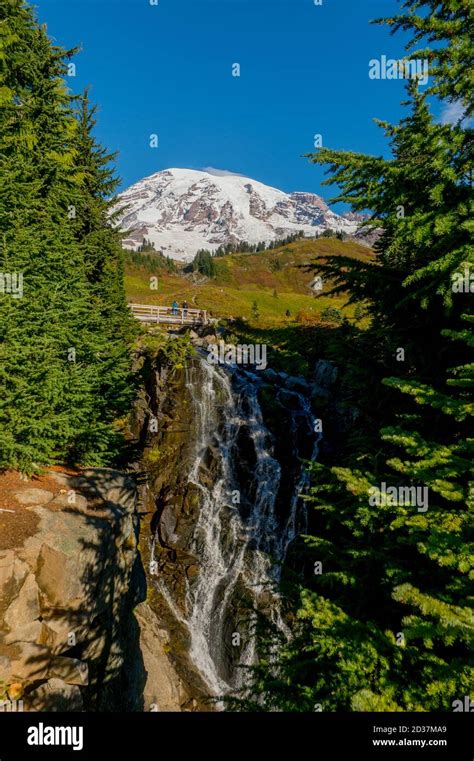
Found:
[125,238,373,327]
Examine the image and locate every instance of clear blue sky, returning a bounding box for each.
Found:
[36,0,429,204]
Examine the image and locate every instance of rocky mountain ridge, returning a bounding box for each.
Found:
[115,168,362,261]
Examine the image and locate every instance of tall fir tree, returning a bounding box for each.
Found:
[68,89,137,456]
[0,0,134,471]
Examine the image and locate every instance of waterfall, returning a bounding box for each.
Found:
[150,354,319,697]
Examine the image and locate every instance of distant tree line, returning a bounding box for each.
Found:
[124,239,178,273]
[212,231,307,257]
[187,232,310,277]
[136,237,156,253]
[318,229,347,240]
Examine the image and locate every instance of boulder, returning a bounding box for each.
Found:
[135,602,188,711]
[4,573,40,629]
[27,678,83,712]
[48,493,88,513]
[0,467,139,711]
[0,656,11,681]
[14,489,53,506]
[35,542,85,610]
[0,550,28,590]
[262,368,279,384]
[313,359,338,388]
[49,656,88,686]
[5,621,42,645]
[285,375,311,394]
[46,472,71,488]
[37,619,89,654]
[10,642,51,681]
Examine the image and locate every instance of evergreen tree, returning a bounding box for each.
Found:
[191,249,216,277]
[0,1,134,471]
[69,89,137,447]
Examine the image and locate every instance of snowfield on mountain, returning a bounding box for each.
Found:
[115,167,360,260]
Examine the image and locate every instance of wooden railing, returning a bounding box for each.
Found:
[129,303,208,326]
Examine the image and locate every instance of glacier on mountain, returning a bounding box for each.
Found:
[115,167,360,261]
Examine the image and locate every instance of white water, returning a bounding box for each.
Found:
[152,356,319,696]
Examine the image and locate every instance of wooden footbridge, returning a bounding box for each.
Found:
[129,303,209,327]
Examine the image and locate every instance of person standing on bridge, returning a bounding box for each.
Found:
[172,299,179,315]
[182,300,188,317]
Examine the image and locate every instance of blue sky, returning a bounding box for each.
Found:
[36,0,430,204]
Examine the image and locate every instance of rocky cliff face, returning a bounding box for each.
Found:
[130,337,320,700]
[0,468,142,711]
[130,348,215,708]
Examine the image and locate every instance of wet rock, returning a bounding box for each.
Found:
[314,358,338,388]
[159,504,179,547]
[136,349,320,702]
[186,565,199,580]
[277,388,305,411]
[285,375,311,394]
[262,368,279,384]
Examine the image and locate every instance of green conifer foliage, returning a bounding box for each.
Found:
[0,1,134,471]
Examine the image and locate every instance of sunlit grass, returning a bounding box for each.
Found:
[125,237,371,328]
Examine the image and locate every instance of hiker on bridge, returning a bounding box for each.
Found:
[182,300,188,317]
[171,299,179,315]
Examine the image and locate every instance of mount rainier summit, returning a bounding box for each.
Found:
[116,167,361,261]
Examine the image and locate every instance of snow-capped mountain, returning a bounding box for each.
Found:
[115,167,360,261]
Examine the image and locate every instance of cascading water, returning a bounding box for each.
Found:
[150,353,320,697]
